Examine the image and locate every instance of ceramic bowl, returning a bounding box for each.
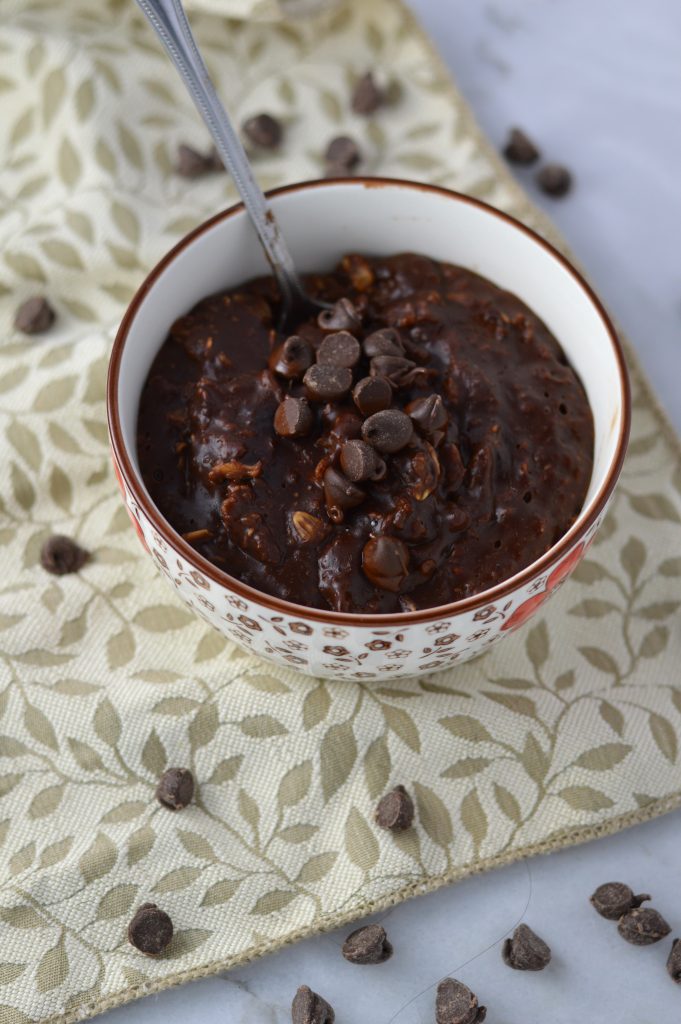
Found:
[107,178,629,680]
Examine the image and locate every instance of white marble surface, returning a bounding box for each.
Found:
[103,2,681,1021]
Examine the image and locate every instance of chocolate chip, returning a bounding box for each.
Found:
[369,354,417,387]
[667,938,681,983]
[502,923,551,970]
[304,364,353,401]
[375,785,414,831]
[536,163,572,197]
[590,882,650,920]
[128,903,173,957]
[175,143,220,178]
[323,466,364,519]
[324,135,361,169]
[352,375,392,417]
[317,331,361,368]
[363,327,404,358]
[274,396,314,438]
[40,535,89,576]
[342,924,393,964]
[340,440,386,482]
[406,394,448,437]
[618,907,671,945]
[351,71,384,115]
[436,978,486,1024]
[362,535,409,591]
[269,335,314,379]
[155,767,194,811]
[14,296,55,334]
[291,985,335,1024]
[362,409,413,453]
[503,127,540,165]
[242,113,283,149]
[317,297,361,332]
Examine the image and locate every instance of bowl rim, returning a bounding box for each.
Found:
[107,176,631,626]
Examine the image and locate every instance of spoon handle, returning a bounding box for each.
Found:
[135,0,306,310]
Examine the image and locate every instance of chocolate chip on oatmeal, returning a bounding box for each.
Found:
[375,785,414,830]
[242,112,283,150]
[323,466,364,520]
[155,767,194,811]
[363,327,404,358]
[317,297,361,333]
[503,127,540,165]
[369,354,418,388]
[269,335,314,379]
[362,535,409,591]
[324,135,361,170]
[340,440,386,482]
[317,331,361,368]
[536,163,573,197]
[352,375,392,417]
[502,923,551,971]
[274,396,314,438]
[406,394,448,437]
[667,939,681,983]
[362,409,413,453]
[589,882,650,920]
[15,295,55,335]
[40,535,89,576]
[304,364,353,402]
[342,923,393,964]
[436,978,486,1024]
[128,903,173,957]
[291,985,335,1024]
[351,71,384,115]
[175,143,220,178]
[618,907,671,946]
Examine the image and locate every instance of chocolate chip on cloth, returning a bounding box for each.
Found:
[175,143,221,178]
[362,409,413,453]
[316,331,361,368]
[667,939,681,984]
[269,335,314,379]
[40,535,89,575]
[342,924,393,965]
[291,985,334,1024]
[536,163,573,197]
[274,396,314,438]
[375,785,414,831]
[156,767,194,811]
[503,127,540,165]
[435,978,486,1024]
[317,296,361,332]
[324,135,361,171]
[242,112,282,149]
[618,907,671,945]
[502,923,551,971]
[15,295,56,334]
[351,71,384,115]
[589,881,650,920]
[128,903,173,957]
[340,440,386,482]
[352,375,392,416]
[304,364,353,402]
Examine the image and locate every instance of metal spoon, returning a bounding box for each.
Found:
[135,0,327,331]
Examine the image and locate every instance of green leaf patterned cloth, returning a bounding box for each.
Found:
[2,0,681,1021]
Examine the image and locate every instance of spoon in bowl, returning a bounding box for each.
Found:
[135,0,329,332]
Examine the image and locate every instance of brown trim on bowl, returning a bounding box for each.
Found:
[107,177,631,627]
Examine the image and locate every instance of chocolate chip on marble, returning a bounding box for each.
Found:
[536,163,573,197]
[304,364,353,402]
[369,354,417,387]
[406,394,448,437]
[317,297,361,333]
[363,327,404,358]
[503,127,540,165]
[352,375,392,417]
[362,535,409,591]
[268,335,314,379]
[40,535,89,576]
[351,71,385,115]
[323,466,365,519]
[589,882,650,920]
[291,985,335,1024]
[340,439,386,482]
[618,907,671,946]
[175,143,220,178]
[15,295,56,334]
[342,924,393,965]
[435,978,486,1024]
[128,903,173,957]
[375,785,414,831]
[156,767,194,811]
[242,113,283,149]
[362,408,413,453]
[502,923,551,971]
[667,939,681,984]
[274,396,314,438]
[324,135,361,170]
[317,331,361,368]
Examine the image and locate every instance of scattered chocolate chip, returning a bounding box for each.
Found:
[369,354,417,388]
[363,327,404,358]
[342,923,393,964]
[291,510,330,545]
[323,466,364,519]
[40,535,89,576]
[274,396,314,438]
[352,375,392,417]
[291,985,335,1024]
[406,394,448,437]
[317,297,361,333]
[155,767,194,811]
[269,335,314,379]
[324,135,361,170]
[618,907,671,946]
[589,882,650,920]
[317,331,361,368]
[375,785,414,831]
[362,535,409,591]
[351,71,384,115]
[340,440,386,482]
[175,143,220,178]
[536,163,572,197]
[502,923,551,971]
[14,295,55,334]
[324,162,353,179]
[304,364,353,402]
[503,127,540,165]
[667,938,681,983]
[362,409,413,453]
[128,903,173,957]
[242,113,283,150]
[435,978,486,1024]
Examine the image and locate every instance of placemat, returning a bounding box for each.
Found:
[1,1,681,1021]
